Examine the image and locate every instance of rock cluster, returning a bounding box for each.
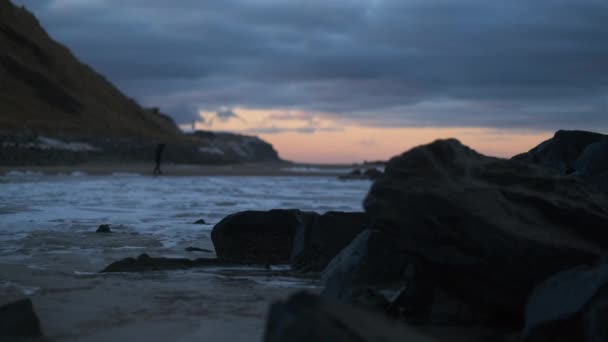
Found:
[211,209,370,271]
[263,137,608,341]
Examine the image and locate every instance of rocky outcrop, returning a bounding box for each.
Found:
[362,139,608,321]
[189,131,280,163]
[524,263,608,342]
[100,253,227,272]
[338,168,383,180]
[264,292,437,342]
[96,224,111,233]
[513,130,608,193]
[0,298,43,340]
[210,209,369,270]
[0,129,282,166]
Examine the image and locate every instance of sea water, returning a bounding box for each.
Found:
[0,172,371,341]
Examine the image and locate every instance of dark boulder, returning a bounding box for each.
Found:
[291,211,370,272]
[582,288,608,342]
[322,229,489,324]
[524,263,608,342]
[96,224,111,233]
[211,209,315,264]
[193,219,206,224]
[338,168,382,180]
[185,247,212,253]
[263,292,436,342]
[0,298,43,340]
[211,209,369,269]
[321,230,413,309]
[513,130,608,192]
[100,253,226,272]
[364,138,608,321]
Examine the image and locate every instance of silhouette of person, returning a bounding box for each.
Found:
[153,143,166,175]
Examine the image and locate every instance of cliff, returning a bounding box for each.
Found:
[0,0,280,165]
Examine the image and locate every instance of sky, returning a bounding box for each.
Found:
[13,0,608,163]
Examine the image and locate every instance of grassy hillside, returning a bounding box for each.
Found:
[0,0,179,139]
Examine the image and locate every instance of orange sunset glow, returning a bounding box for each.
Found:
[180,107,554,163]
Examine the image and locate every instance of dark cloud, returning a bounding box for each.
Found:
[13,0,608,130]
[216,108,241,122]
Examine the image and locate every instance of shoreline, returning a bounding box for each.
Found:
[0,162,359,177]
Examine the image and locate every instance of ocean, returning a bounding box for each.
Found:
[0,172,370,341]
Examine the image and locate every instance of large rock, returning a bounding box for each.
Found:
[364,138,608,321]
[322,229,491,324]
[524,263,608,342]
[321,230,414,309]
[211,209,315,264]
[513,130,608,192]
[0,298,43,340]
[263,291,438,342]
[211,209,369,269]
[291,211,370,272]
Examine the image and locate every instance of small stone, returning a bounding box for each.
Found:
[193,219,206,224]
[96,224,111,233]
[137,253,150,261]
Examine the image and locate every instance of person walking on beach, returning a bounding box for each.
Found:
[153,143,166,175]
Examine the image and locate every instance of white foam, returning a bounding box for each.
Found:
[281,167,352,174]
[3,170,44,178]
[199,147,225,155]
[37,136,99,152]
[0,281,40,296]
[0,175,370,250]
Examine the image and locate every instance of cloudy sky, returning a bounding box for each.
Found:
[14,0,608,162]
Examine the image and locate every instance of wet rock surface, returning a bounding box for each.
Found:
[211,209,312,264]
[211,209,369,270]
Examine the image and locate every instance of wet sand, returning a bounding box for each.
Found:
[0,229,318,342]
